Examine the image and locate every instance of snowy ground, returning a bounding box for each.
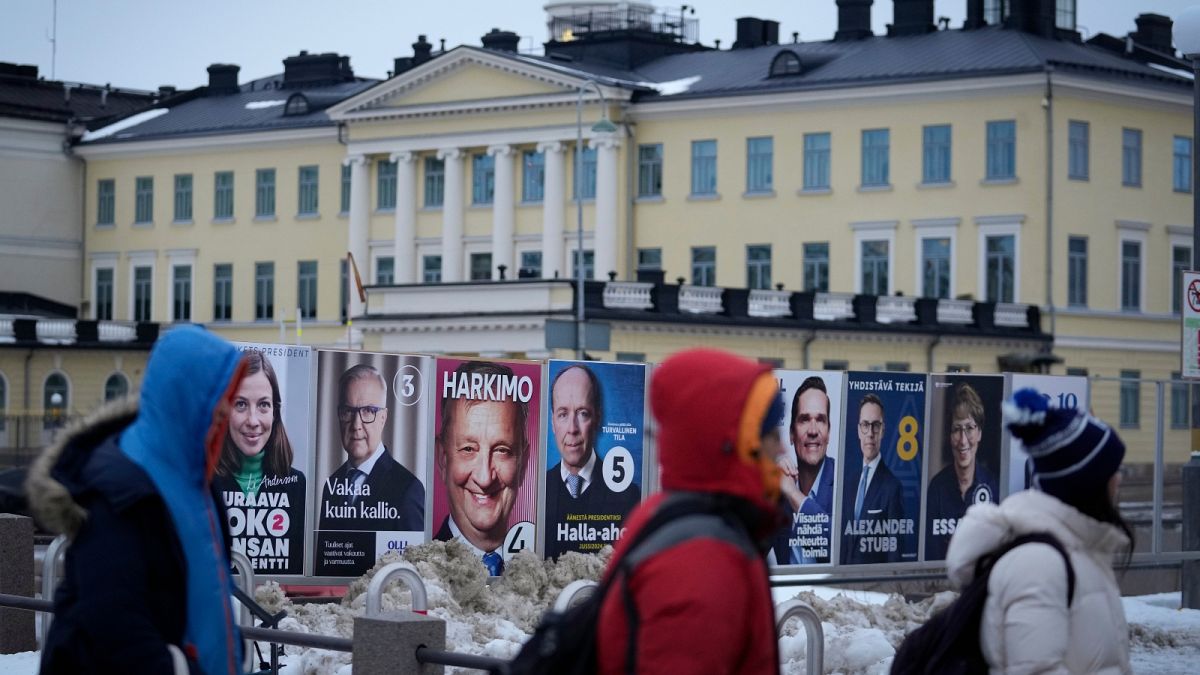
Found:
[4,540,1198,674]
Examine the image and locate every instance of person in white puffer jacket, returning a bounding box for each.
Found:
[945,388,1133,675]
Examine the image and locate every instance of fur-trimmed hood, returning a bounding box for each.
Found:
[25,395,139,538]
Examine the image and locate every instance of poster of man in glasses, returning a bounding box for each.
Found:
[312,350,432,576]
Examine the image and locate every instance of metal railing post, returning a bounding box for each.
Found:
[228,550,256,674]
[364,561,428,616]
[551,579,597,612]
[775,598,824,675]
[1154,381,1165,555]
[38,535,67,645]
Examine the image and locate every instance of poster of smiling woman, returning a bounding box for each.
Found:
[217,343,313,576]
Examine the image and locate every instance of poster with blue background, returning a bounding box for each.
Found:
[839,371,924,565]
[541,360,646,559]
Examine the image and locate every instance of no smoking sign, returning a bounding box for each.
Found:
[1182,271,1200,379]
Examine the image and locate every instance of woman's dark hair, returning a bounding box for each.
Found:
[1067,478,1135,567]
[217,351,294,479]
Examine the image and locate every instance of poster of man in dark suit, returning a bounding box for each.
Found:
[542,361,644,559]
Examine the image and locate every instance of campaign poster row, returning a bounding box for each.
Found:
[215,342,1084,577]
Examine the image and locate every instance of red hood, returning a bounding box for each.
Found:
[651,349,775,512]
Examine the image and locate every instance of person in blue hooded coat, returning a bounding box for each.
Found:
[27,325,245,675]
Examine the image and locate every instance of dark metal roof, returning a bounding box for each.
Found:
[0,66,158,127]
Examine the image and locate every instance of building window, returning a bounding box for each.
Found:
[97,179,115,225]
[1055,0,1076,30]
[885,362,911,372]
[574,146,596,200]
[377,159,397,210]
[1122,128,1142,187]
[424,157,444,207]
[255,169,275,217]
[1173,245,1192,314]
[173,174,193,222]
[1119,370,1140,428]
[255,262,274,320]
[522,150,545,203]
[746,244,772,290]
[134,176,154,224]
[1065,367,1088,377]
[922,125,951,184]
[861,129,889,187]
[104,373,129,402]
[637,144,663,197]
[804,242,830,292]
[746,136,773,193]
[472,153,495,204]
[615,351,647,363]
[984,0,1006,23]
[44,373,68,426]
[422,255,442,283]
[1121,240,1142,311]
[691,246,716,286]
[637,247,662,272]
[298,165,319,215]
[690,140,717,195]
[861,240,889,295]
[214,171,234,219]
[213,264,232,321]
[1174,136,1192,193]
[572,249,594,280]
[340,164,351,213]
[1068,236,1088,307]
[1068,120,1089,180]
[520,251,542,278]
[823,360,849,371]
[298,260,317,319]
[922,237,951,299]
[985,234,1015,303]
[340,259,348,322]
[95,268,114,320]
[133,265,152,321]
[470,253,493,281]
[376,256,394,285]
[803,132,831,190]
[986,120,1016,180]
[1171,372,1189,429]
[172,265,192,322]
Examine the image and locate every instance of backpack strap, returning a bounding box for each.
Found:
[984,532,1077,607]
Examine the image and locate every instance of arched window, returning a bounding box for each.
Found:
[104,373,130,402]
[769,50,802,77]
[284,93,309,116]
[44,372,69,428]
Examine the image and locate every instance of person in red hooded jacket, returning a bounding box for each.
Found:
[597,348,784,675]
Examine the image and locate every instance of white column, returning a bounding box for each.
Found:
[437,148,465,282]
[488,144,515,280]
[593,133,621,281]
[391,151,418,284]
[345,154,370,318]
[538,141,566,280]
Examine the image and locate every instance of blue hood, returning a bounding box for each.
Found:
[119,325,244,675]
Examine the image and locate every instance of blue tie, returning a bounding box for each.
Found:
[349,469,367,507]
[482,551,504,577]
[855,466,871,521]
[566,473,582,498]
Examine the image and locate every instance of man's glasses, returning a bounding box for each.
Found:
[858,421,883,435]
[951,423,979,438]
[338,405,383,424]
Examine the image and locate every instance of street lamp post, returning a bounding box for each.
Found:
[574,80,617,359]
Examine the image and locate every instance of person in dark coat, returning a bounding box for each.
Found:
[925,382,999,560]
[842,393,905,564]
[26,325,244,675]
[319,364,424,532]
[544,364,639,559]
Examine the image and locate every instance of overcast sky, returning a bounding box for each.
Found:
[4,1,1199,91]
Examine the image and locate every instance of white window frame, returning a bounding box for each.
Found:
[975,215,1023,303]
[369,241,396,285]
[43,369,72,415]
[127,251,157,322]
[415,239,444,283]
[89,253,119,320]
[166,249,197,324]
[1116,220,1149,313]
[852,220,897,295]
[515,241,544,279]
[1169,226,1193,315]
[911,218,959,299]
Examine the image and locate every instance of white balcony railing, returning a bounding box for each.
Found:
[813,293,854,321]
[0,318,12,343]
[748,289,791,318]
[99,322,138,342]
[679,285,723,314]
[876,296,916,324]
[603,282,654,310]
[937,299,974,324]
[36,319,75,344]
[994,302,1029,328]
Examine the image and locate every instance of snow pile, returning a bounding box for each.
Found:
[245,100,287,109]
[79,108,169,141]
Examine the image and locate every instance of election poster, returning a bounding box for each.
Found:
[312,350,432,577]
[768,370,844,567]
[432,357,541,575]
[1003,373,1089,499]
[541,360,647,559]
[839,372,924,565]
[923,374,1005,561]
[217,343,313,575]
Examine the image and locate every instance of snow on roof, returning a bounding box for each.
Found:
[637,74,701,96]
[80,108,169,142]
[1149,62,1194,80]
[245,99,287,110]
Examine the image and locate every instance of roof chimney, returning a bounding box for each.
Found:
[835,0,874,41]
[206,64,240,95]
[889,0,935,36]
[964,0,985,29]
[413,35,434,65]
[482,28,521,53]
[733,17,779,49]
[0,62,39,79]
[1131,13,1174,55]
[1005,0,1055,39]
[282,51,354,88]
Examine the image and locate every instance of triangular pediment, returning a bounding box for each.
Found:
[328,47,627,121]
